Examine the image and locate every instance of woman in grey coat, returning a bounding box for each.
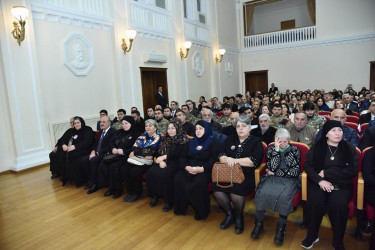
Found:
[252,128,301,245]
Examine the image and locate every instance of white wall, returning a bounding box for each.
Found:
[252,0,313,34]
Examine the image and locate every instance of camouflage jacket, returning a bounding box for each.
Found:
[156,118,169,135]
[307,115,326,132]
[218,115,231,127]
[270,115,290,129]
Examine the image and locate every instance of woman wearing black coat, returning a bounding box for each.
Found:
[146,118,188,211]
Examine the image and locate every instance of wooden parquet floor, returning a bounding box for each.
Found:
[0,166,371,250]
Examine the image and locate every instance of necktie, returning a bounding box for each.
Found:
[97,132,105,152]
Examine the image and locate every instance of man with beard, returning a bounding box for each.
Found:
[154,108,169,135]
[202,107,222,132]
[270,104,290,129]
[146,107,155,120]
[175,109,195,136]
[222,112,239,136]
[131,110,145,134]
[181,104,199,125]
[286,112,316,147]
[303,102,326,132]
[111,109,126,130]
[185,100,199,117]
[218,103,232,127]
[163,107,172,120]
[250,114,277,145]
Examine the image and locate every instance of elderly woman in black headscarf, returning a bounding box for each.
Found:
[146,118,189,212]
[97,116,140,199]
[301,120,358,250]
[60,116,95,186]
[173,120,218,221]
[122,119,163,203]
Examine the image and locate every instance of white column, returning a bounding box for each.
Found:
[0,0,50,171]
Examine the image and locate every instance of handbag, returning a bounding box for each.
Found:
[103,154,121,164]
[212,162,245,188]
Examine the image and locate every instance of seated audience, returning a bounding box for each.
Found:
[112,109,126,130]
[146,118,189,212]
[82,115,115,194]
[222,112,239,136]
[202,107,222,132]
[270,104,290,129]
[335,99,353,116]
[316,97,330,111]
[146,107,155,120]
[302,120,358,250]
[163,107,172,120]
[359,100,375,125]
[154,108,169,135]
[303,102,326,132]
[186,99,199,117]
[175,109,195,137]
[61,117,95,186]
[181,104,199,125]
[214,115,263,234]
[281,103,290,118]
[174,120,218,220]
[123,119,162,202]
[253,129,300,245]
[218,103,232,127]
[131,110,145,134]
[286,112,316,147]
[251,114,277,145]
[342,93,359,113]
[360,123,375,150]
[97,110,108,130]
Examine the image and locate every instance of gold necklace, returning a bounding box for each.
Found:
[328,144,338,160]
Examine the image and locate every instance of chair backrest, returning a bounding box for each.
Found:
[324,115,330,120]
[361,146,373,172]
[360,123,369,134]
[352,111,360,118]
[261,141,267,164]
[346,115,359,123]
[329,108,334,112]
[318,111,331,116]
[345,122,360,134]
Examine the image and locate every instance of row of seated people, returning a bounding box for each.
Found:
[49,114,375,249]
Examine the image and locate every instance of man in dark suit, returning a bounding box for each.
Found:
[359,101,375,125]
[360,121,375,150]
[155,86,167,109]
[82,115,115,194]
[343,93,359,113]
[268,82,278,94]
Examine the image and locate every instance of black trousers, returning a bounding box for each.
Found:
[49,151,64,175]
[81,154,104,185]
[122,162,150,195]
[305,183,352,249]
[173,171,210,220]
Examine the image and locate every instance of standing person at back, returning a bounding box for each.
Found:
[155,86,167,109]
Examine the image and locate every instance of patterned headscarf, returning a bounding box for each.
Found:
[133,130,163,149]
[158,118,188,155]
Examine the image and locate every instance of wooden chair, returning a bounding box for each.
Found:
[360,123,369,134]
[324,115,330,120]
[318,111,331,116]
[245,141,267,199]
[346,115,359,124]
[345,122,360,135]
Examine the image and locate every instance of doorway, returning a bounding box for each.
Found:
[244,70,268,95]
[370,61,375,91]
[140,67,169,117]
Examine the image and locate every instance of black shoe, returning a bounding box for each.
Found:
[123,194,132,202]
[234,213,244,234]
[251,221,264,239]
[62,178,68,186]
[163,203,172,212]
[112,192,122,199]
[220,209,234,230]
[150,196,158,207]
[84,183,92,189]
[128,194,141,202]
[51,173,60,179]
[274,222,286,245]
[87,184,98,194]
[104,189,113,197]
[301,237,319,249]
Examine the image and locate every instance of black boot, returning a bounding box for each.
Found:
[220,209,234,230]
[274,222,286,245]
[234,213,244,234]
[251,221,264,239]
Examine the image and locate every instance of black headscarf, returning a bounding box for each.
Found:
[189,120,213,154]
[121,115,135,135]
[158,118,188,155]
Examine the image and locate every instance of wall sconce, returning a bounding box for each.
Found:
[180,41,192,59]
[215,49,226,63]
[121,29,137,54]
[11,6,29,46]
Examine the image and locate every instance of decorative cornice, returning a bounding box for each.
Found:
[243,32,375,54]
[135,29,173,42]
[31,2,113,31]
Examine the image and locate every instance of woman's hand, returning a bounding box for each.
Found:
[266,169,275,176]
[112,148,118,154]
[185,166,203,174]
[319,180,333,192]
[274,137,281,151]
[129,151,134,157]
[156,155,166,164]
[117,149,124,155]
[62,144,68,151]
[53,146,58,153]
[225,157,236,167]
[67,145,75,152]
[159,161,167,168]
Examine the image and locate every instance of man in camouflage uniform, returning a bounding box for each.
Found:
[112,109,126,130]
[303,102,326,132]
[218,103,232,127]
[270,103,290,129]
[154,108,169,135]
[181,104,199,125]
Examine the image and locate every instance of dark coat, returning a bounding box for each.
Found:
[155,92,167,109]
[251,126,277,145]
[359,112,372,125]
[92,127,116,156]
